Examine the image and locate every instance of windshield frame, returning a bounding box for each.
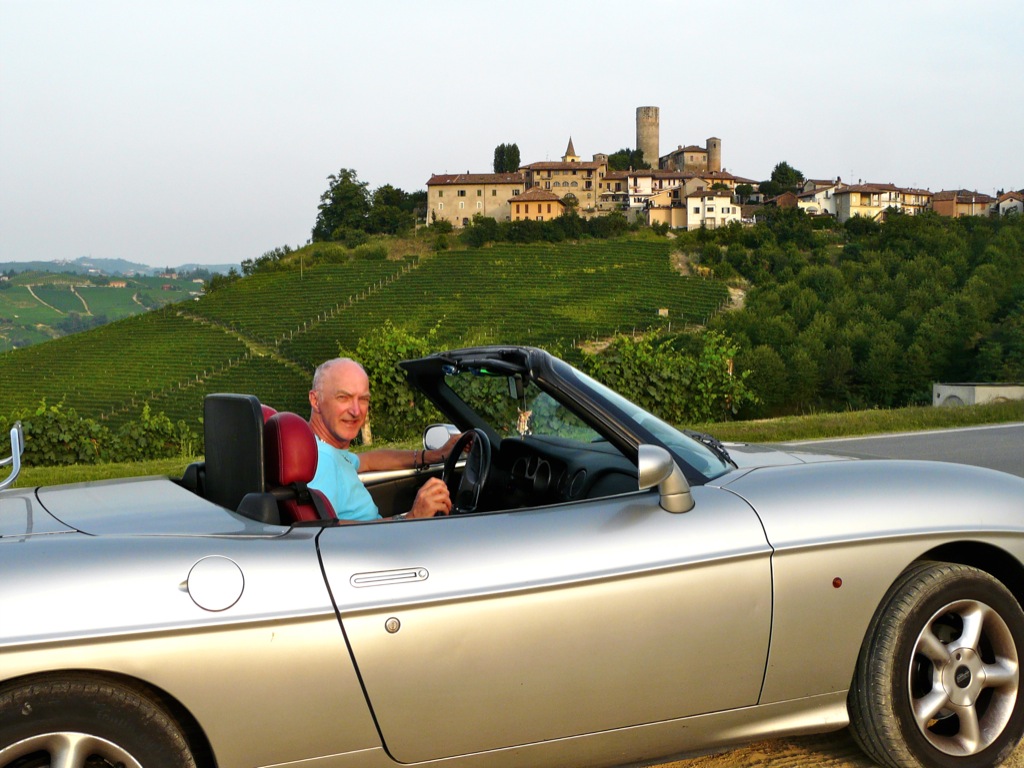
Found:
[404,347,734,485]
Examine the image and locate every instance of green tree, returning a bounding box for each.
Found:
[493,143,521,173]
[760,161,805,197]
[460,214,500,247]
[607,148,650,171]
[735,345,788,417]
[312,168,371,242]
[771,161,804,190]
[735,183,754,204]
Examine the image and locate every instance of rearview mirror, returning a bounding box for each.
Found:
[637,444,694,514]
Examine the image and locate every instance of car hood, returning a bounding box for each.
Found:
[724,442,857,468]
[2,476,281,538]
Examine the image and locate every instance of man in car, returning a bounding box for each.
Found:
[308,357,460,521]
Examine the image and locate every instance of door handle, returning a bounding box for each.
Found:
[350,568,429,588]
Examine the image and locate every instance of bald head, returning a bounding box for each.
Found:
[309,358,370,449]
[312,357,366,395]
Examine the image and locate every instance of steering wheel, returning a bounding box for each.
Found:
[441,428,492,514]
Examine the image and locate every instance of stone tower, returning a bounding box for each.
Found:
[636,106,660,169]
[707,137,722,172]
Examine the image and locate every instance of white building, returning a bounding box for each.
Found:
[997,191,1024,217]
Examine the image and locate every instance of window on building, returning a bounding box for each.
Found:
[439,202,444,210]
[546,204,551,213]
[693,207,700,214]
[459,202,464,209]
[477,189,482,196]
[477,201,482,209]
[512,189,520,196]
[438,190,443,197]
[492,189,497,196]
[458,190,466,197]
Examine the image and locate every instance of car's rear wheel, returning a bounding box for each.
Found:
[849,561,1024,768]
[0,674,196,768]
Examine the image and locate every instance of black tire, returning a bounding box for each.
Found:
[0,674,196,768]
[849,561,1024,768]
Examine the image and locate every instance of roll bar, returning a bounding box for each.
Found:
[0,422,25,492]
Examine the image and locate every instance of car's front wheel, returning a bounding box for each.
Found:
[850,561,1024,768]
[0,674,197,768]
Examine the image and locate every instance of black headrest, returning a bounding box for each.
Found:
[203,394,265,511]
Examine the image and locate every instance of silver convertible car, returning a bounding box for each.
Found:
[2,345,1024,768]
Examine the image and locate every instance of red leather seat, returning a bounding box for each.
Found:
[263,412,336,523]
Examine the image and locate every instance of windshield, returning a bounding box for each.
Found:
[557,363,733,479]
[446,371,601,443]
[445,356,733,480]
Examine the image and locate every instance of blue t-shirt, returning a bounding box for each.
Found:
[310,438,381,521]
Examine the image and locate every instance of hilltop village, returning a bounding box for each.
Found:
[427,106,1023,231]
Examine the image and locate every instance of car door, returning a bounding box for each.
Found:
[318,484,771,764]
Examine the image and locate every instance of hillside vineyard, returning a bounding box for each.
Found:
[0,241,728,428]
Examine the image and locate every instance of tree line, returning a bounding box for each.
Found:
[696,209,1024,416]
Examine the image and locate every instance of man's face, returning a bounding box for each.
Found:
[310,361,370,448]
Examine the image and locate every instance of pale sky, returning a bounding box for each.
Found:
[2,1,1021,267]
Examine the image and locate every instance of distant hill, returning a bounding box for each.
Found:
[0,271,210,352]
[0,238,728,429]
[0,256,238,277]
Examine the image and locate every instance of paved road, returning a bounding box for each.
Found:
[648,424,1024,768]
[779,422,1024,477]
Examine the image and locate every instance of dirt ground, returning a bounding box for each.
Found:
[654,729,1024,768]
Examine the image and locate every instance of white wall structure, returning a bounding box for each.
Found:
[933,383,1024,407]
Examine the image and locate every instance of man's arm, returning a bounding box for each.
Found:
[356,433,466,473]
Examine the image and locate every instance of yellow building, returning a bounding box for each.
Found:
[897,187,933,216]
[834,184,902,222]
[519,138,608,213]
[510,188,566,222]
[426,172,526,228]
[932,189,995,218]
[835,183,936,222]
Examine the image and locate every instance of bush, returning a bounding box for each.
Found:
[6,399,109,466]
[113,404,200,462]
[340,321,443,443]
[352,243,388,261]
[580,330,756,424]
[2,401,200,467]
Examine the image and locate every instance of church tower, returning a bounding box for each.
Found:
[562,137,580,163]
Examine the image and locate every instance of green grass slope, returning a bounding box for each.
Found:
[0,238,727,429]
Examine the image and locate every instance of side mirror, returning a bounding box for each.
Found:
[637,444,694,514]
[423,423,459,452]
[0,422,25,492]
